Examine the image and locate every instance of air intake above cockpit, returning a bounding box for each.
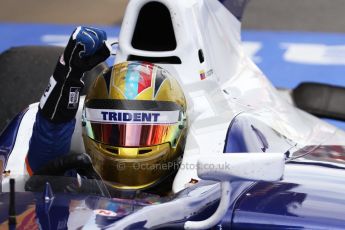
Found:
[131,2,177,52]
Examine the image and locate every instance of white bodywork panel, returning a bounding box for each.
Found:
[115,0,345,193]
[3,0,345,195]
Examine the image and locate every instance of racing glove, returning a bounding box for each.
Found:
[39,26,110,123]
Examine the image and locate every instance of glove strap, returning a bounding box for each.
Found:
[39,59,84,123]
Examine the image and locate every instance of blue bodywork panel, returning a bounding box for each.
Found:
[221,113,345,229]
[231,162,345,229]
[1,163,344,229]
[224,113,295,154]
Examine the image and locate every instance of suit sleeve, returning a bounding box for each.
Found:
[26,26,110,174]
[26,112,76,173]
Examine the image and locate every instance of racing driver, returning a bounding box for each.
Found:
[25,27,188,194]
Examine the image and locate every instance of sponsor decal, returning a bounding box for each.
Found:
[200,70,206,80]
[101,111,160,122]
[206,69,214,77]
[86,108,180,124]
[68,87,81,109]
[39,75,57,109]
[94,209,117,217]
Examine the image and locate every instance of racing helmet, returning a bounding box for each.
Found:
[82,61,187,190]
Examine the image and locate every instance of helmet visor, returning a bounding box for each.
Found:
[85,122,182,147]
[84,107,184,147]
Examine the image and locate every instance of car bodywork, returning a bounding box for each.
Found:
[1,0,345,229]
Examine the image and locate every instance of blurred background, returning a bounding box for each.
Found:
[1,0,345,129]
[1,0,345,31]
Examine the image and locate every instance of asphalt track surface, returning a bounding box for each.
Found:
[1,0,345,32]
[243,0,345,32]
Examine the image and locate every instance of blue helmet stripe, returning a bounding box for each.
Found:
[125,68,140,99]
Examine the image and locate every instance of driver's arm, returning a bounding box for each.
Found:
[26,27,110,175]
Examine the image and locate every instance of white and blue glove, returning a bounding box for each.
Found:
[39,26,110,123]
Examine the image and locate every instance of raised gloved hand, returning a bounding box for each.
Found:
[39,26,110,123]
[60,26,110,72]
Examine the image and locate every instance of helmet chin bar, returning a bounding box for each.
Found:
[184,153,285,230]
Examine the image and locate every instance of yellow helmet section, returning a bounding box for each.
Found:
[154,77,186,110]
[97,62,187,105]
[86,73,109,99]
[108,62,128,100]
[82,61,187,191]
